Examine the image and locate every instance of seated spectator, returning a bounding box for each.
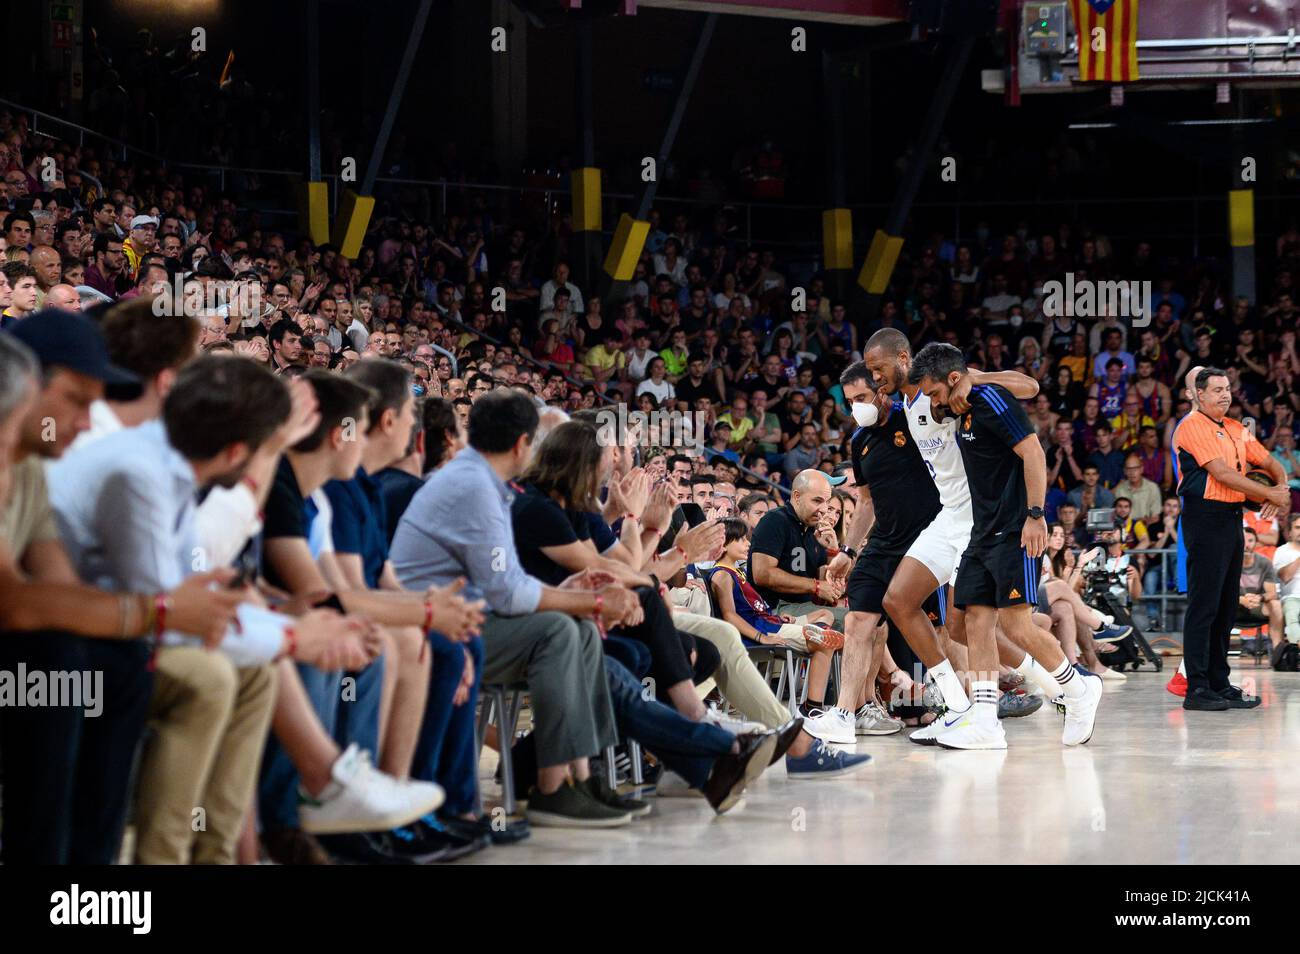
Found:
[1239,526,1283,653]
[1273,513,1300,647]
[1086,424,1125,489]
[1067,464,1116,513]
[1116,453,1163,523]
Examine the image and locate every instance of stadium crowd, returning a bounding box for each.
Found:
[1,105,1299,863]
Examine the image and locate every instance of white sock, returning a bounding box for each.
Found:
[1014,653,1067,700]
[930,658,970,712]
[1049,658,1087,699]
[971,680,999,724]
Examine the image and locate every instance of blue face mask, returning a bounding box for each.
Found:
[413,384,426,398]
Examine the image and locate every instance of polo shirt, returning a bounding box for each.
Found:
[716,412,753,444]
[1173,410,1270,509]
[324,468,389,588]
[747,501,827,608]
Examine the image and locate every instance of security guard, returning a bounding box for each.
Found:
[1172,367,1291,710]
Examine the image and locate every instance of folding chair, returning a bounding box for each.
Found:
[475,683,526,815]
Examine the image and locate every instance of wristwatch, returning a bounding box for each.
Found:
[842,546,858,559]
[1027,506,1046,520]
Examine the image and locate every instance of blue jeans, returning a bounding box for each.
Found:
[411,633,482,816]
[257,657,384,832]
[604,658,734,790]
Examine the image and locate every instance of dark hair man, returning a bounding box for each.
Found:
[1172,366,1289,710]
[910,342,1103,749]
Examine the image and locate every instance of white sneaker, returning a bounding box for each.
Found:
[299,743,444,834]
[802,707,857,745]
[702,705,766,735]
[1062,673,1103,746]
[934,711,1007,750]
[855,702,904,736]
[910,706,970,745]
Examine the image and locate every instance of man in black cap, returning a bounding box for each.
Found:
[0,309,156,863]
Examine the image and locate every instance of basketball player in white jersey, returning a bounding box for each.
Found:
[863,328,1068,743]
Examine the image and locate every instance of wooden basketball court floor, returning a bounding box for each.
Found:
[468,668,1300,865]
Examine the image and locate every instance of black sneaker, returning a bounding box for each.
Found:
[524,780,632,828]
[1218,685,1262,709]
[703,729,779,814]
[317,831,418,865]
[581,777,653,818]
[1183,687,1231,711]
[393,816,488,862]
[440,813,531,846]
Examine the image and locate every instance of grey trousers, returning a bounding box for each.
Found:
[480,611,618,767]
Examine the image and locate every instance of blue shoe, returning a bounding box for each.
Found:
[785,738,872,779]
[1093,623,1132,643]
[1073,663,1092,678]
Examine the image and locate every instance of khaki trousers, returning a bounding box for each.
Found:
[671,611,790,729]
[134,647,276,864]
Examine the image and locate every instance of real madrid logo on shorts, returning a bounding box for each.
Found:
[893,430,905,447]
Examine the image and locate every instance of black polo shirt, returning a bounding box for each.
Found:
[748,501,827,608]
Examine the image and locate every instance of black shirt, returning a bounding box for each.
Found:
[509,482,590,587]
[262,456,311,592]
[956,384,1036,547]
[849,401,941,556]
[748,502,827,608]
[675,374,723,408]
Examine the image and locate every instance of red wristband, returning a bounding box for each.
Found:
[282,626,298,661]
[624,513,638,523]
[674,545,687,561]
[813,580,821,599]
[148,592,169,672]
[422,598,434,633]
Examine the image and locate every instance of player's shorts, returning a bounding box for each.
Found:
[904,502,973,587]
[953,535,1038,610]
[846,547,946,626]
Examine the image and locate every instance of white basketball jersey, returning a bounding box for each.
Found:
[903,389,971,509]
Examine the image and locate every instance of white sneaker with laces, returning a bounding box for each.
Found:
[855,702,904,736]
[910,706,970,745]
[702,706,765,735]
[802,707,856,745]
[299,743,444,834]
[934,710,1007,750]
[1062,673,1103,746]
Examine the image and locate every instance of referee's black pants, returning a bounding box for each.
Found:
[1180,501,1244,694]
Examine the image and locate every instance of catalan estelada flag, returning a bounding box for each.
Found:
[1070,0,1140,82]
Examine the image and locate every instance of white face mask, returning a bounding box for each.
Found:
[851,402,879,428]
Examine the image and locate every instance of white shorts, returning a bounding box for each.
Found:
[904,503,973,587]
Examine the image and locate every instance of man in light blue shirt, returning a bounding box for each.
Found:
[393,390,647,828]
[47,355,290,864]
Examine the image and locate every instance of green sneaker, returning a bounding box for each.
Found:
[524,780,633,829]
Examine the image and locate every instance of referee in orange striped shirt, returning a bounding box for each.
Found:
[1173,367,1292,710]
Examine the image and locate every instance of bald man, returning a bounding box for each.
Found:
[45,284,80,312]
[29,245,62,297]
[748,469,850,630]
